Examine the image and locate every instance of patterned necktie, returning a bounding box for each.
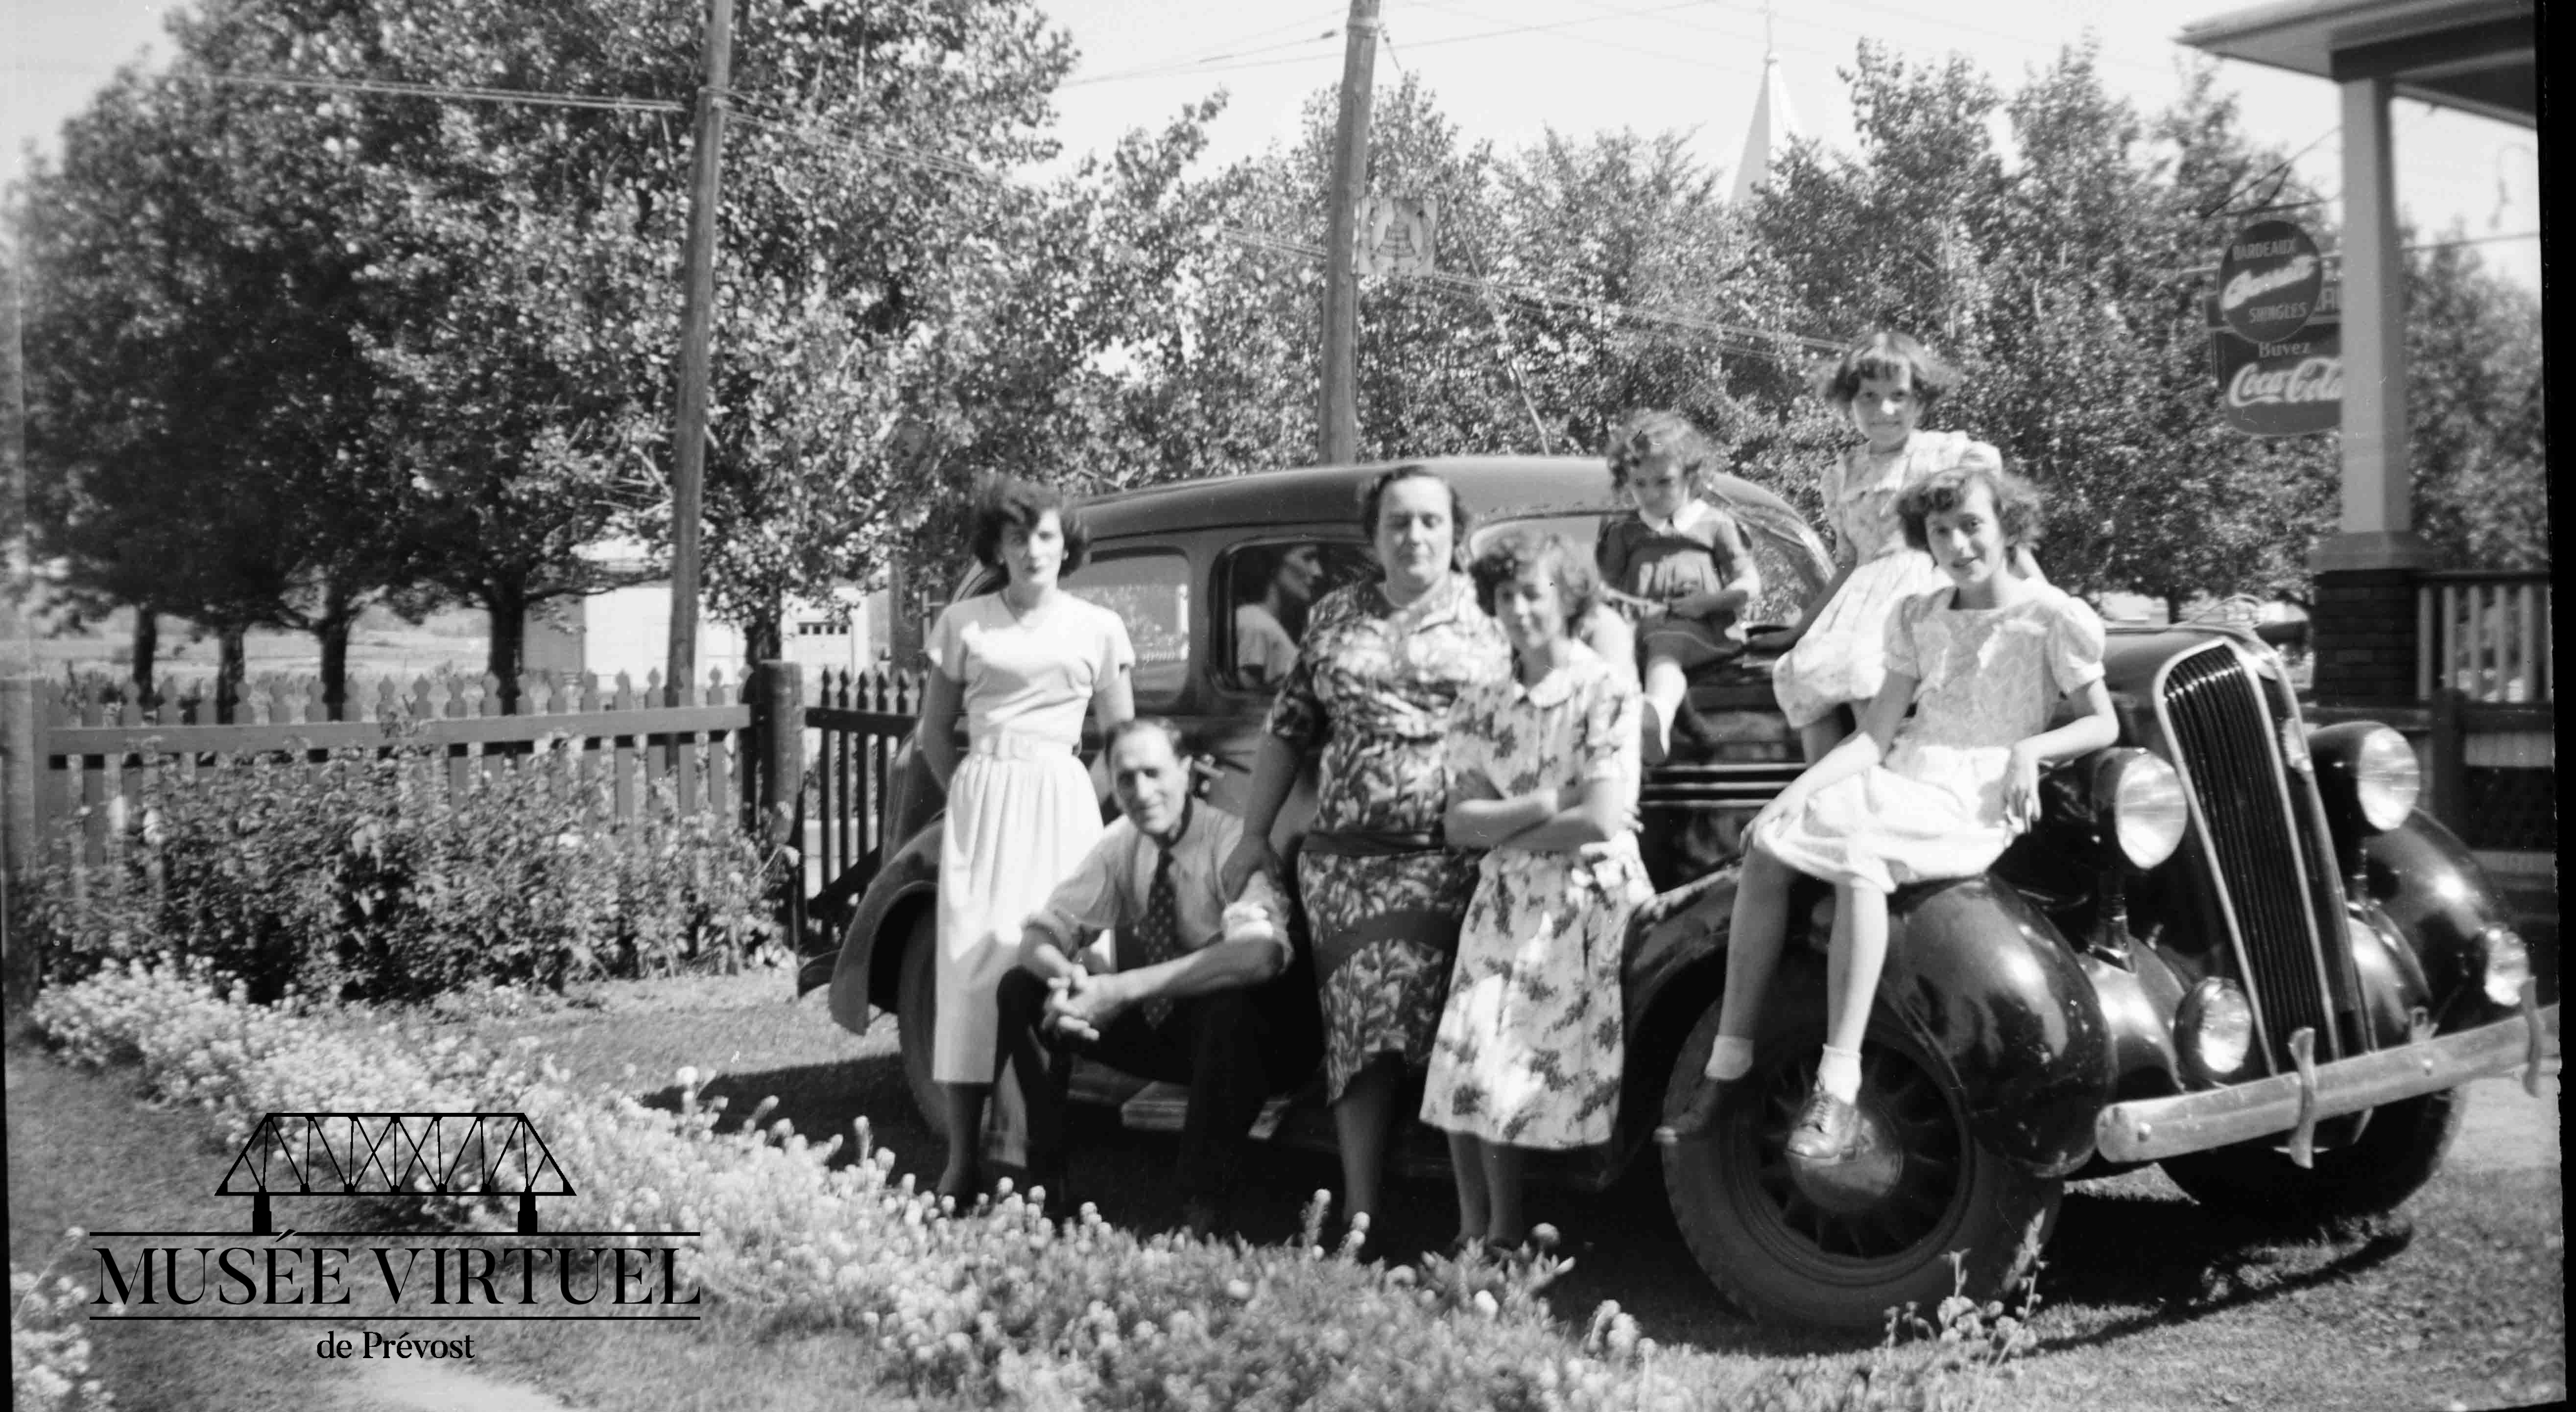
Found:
[1127,844,1183,1029]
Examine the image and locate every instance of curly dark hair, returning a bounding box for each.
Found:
[1102,715,1193,761]
[1897,462,2044,554]
[967,472,1092,574]
[1356,465,1470,568]
[1469,527,1601,626]
[1604,408,1722,494]
[1813,330,1962,410]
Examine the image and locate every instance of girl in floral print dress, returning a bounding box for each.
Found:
[1423,528,1654,1253]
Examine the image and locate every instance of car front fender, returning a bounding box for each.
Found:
[1880,877,2116,1178]
[825,820,942,1035]
[2356,810,2518,1028]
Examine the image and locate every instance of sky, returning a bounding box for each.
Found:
[2,0,2543,288]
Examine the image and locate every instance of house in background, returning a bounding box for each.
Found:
[523,537,890,692]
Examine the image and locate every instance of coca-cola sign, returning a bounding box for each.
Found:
[2217,218,2325,345]
[2211,322,2340,437]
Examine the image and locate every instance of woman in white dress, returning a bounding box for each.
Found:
[913,474,1133,1201]
[1770,332,2030,762]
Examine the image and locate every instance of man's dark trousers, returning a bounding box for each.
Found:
[992,961,1319,1209]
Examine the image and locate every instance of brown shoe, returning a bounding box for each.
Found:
[1784,1088,1865,1163]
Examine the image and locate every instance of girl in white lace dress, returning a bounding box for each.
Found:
[1771,332,2025,762]
[1661,464,2116,1162]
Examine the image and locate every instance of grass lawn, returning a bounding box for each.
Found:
[11,972,2563,1412]
[25,602,494,691]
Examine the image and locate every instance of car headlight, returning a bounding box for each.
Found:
[2178,978,2256,1080]
[2097,750,2188,870]
[2352,727,2422,831]
[2480,924,2533,1008]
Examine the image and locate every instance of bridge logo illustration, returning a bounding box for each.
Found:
[218,1111,573,1236]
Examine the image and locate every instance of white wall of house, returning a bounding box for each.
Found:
[526,569,889,695]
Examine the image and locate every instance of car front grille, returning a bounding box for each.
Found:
[2156,642,2345,1071]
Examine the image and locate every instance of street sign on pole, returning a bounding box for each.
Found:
[2207,262,2342,438]
[1356,196,1435,277]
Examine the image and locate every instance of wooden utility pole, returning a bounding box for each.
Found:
[1317,0,1382,465]
[666,0,735,700]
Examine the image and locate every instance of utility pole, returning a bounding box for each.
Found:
[666,0,734,700]
[1317,0,1382,465]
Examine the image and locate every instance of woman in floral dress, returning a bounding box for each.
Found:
[1224,466,1510,1238]
[1423,529,1652,1253]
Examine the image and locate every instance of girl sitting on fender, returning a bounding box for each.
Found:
[1658,463,2114,1160]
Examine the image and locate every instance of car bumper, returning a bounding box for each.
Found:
[2095,986,2559,1165]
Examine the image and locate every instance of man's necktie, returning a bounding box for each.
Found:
[1127,846,1182,1028]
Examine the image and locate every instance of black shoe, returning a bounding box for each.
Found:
[1655,1076,1731,1145]
[1784,1088,1865,1163]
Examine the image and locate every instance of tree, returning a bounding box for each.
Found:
[14,46,409,714]
[2404,232,2547,571]
[1749,45,2341,605]
[21,0,1232,691]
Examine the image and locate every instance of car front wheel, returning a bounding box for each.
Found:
[1660,988,2060,1329]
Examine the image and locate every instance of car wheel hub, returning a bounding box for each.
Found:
[1781,1099,1908,1210]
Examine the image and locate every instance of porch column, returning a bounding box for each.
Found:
[2309,73,2428,704]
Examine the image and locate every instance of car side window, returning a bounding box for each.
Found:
[1216,539,1374,693]
[1060,550,1193,709]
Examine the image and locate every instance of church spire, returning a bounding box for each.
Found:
[1729,6,1799,204]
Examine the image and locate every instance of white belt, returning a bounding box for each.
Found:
[968,730,1077,761]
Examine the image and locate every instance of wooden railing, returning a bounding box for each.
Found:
[2419,571,2552,705]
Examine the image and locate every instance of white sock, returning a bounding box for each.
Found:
[1702,1036,1754,1082]
[1816,1045,1863,1104]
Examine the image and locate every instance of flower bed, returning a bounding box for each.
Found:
[29,962,2022,1411]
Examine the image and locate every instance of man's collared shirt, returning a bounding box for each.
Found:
[1025,802,1291,972]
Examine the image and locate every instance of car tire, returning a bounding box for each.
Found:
[2159,1086,2465,1226]
[895,909,947,1137]
[1660,986,2061,1330]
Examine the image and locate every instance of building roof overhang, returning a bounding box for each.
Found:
[2176,0,2534,127]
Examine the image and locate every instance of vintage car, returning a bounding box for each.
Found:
[825,456,2557,1329]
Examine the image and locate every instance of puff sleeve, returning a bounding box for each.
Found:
[1882,591,1928,684]
[2045,593,2108,695]
[1577,668,1642,787]
[1934,431,2004,475]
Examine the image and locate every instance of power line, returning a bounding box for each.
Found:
[1060,9,1347,89]
[724,96,1027,192]
[191,70,683,115]
[1219,223,1839,360]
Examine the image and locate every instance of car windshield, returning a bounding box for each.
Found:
[1064,551,1192,707]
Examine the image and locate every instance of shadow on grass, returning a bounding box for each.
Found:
[2029,1184,2416,1352]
